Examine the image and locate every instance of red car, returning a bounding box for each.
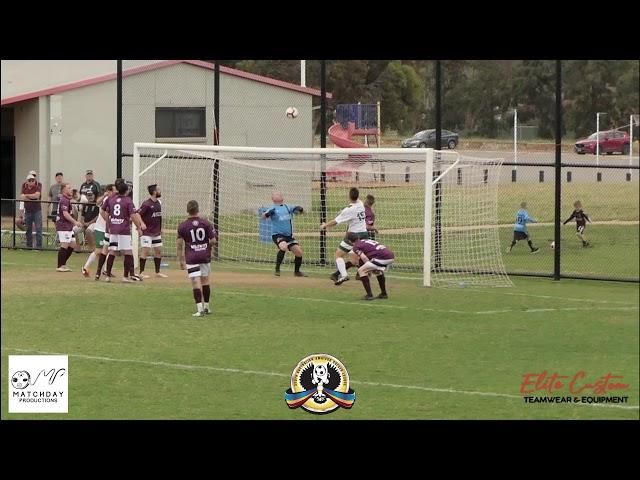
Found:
[574,130,631,155]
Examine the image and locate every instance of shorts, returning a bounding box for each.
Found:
[95,230,108,247]
[361,257,395,272]
[141,235,163,248]
[272,234,299,250]
[576,224,585,235]
[186,263,211,278]
[513,231,529,241]
[57,230,76,244]
[108,234,133,251]
[338,231,370,253]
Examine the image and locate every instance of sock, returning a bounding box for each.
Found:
[57,248,67,267]
[527,240,535,251]
[377,274,387,295]
[139,257,146,273]
[336,258,347,277]
[294,256,302,272]
[193,289,203,313]
[204,302,210,312]
[197,303,204,313]
[124,255,134,277]
[154,257,161,273]
[84,251,97,270]
[276,250,285,270]
[65,246,74,263]
[202,285,211,303]
[360,275,373,296]
[106,254,115,275]
[345,261,353,270]
[509,241,516,250]
[96,253,107,276]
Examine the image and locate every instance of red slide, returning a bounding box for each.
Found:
[327,122,372,178]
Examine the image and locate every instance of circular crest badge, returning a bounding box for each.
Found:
[284,354,355,414]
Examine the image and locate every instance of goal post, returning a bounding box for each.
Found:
[128,143,511,288]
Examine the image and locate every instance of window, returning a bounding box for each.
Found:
[155,107,206,138]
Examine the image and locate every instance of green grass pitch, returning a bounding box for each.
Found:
[1,249,638,419]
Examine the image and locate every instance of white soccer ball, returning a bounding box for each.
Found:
[286,106,299,119]
[550,241,555,250]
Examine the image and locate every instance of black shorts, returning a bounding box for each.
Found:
[576,224,586,234]
[272,234,299,250]
[513,231,529,241]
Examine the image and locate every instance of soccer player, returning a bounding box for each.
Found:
[176,200,218,317]
[320,187,369,285]
[138,184,168,278]
[364,194,378,241]
[563,200,592,247]
[507,202,539,254]
[261,191,307,277]
[102,181,146,282]
[55,183,83,272]
[90,184,117,280]
[347,232,395,300]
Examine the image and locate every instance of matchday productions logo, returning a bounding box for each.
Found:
[520,370,630,405]
[285,354,356,415]
[8,355,68,413]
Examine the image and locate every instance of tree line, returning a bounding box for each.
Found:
[217,60,639,139]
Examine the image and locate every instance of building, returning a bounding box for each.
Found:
[1,60,330,205]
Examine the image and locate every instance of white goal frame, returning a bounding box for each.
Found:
[132,142,504,288]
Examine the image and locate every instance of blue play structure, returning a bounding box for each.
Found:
[336,104,378,130]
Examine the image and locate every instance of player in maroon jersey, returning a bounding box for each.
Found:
[176,200,218,317]
[55,183,83,272]
[563,200,592,247]
[347,232,395,300]
[137,184,167,278]
[102,181,146,282]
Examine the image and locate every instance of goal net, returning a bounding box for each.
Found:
[124,144,512,288]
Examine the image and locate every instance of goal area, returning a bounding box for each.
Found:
[126,143,512,287]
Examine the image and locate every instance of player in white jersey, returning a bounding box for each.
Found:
[320,187,369,285]
[86,184,117,280]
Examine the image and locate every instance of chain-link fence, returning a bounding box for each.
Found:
[1,198,98,253]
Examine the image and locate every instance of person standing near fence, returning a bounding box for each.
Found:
[80,170,101,199]
[48,172,64,220]
[19,172,43,250]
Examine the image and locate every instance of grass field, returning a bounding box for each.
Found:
[1,249,638,419]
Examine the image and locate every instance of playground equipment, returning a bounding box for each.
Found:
[327,103,380,180]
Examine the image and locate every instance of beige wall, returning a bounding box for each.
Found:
[55,81,116,190]
[11,62,316,204]
[122,63,314,151]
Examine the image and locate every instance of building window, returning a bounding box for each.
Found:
[155,107,206,138]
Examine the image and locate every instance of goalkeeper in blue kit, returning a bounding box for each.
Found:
[508,202,540,254]
[262,192,308,277]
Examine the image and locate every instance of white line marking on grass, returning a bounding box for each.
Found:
[5,347,638,411]
[220,291,638,316]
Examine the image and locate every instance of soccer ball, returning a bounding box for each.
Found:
[550,241,555,250]
[286,106,299,119]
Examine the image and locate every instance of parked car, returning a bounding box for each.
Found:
[401,129,459,149]
[574,130,631,155]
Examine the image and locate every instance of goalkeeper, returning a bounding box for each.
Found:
[261,192,308,277]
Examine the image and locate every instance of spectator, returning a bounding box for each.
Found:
[48,172,64,220]
[19,173,43,249]
[80,170,101,199]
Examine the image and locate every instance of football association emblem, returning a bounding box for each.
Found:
[285,354,355,414]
